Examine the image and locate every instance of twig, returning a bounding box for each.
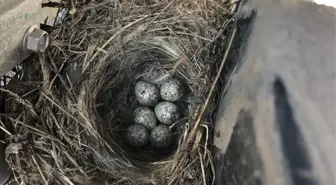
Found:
[199,151,207,185]
[7,117,57,142]
[60,175,75,185]
[86,0,177,69]
[0,126,11,136]
[35,55,51,110]
[69,0,77,15]
[209,152,216,185]
[86,16,149,68]
[0,88,38,117]
[41,92,82,126]
[0,119,12,136]
[32,155,48,184]
[201,124,209,158]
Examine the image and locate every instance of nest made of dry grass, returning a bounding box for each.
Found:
[0,0,237,184]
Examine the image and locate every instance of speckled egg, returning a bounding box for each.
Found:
[150,124,173,149]
[154,101,180,125]
[135,81,160,106]
[126,124,149,148]
[134,107,157,131]
[160,78,184,101]
[142,67,171,85]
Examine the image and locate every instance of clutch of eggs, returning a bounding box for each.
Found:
[129,78,184,149]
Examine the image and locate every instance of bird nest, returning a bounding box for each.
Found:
[0,0,236,184]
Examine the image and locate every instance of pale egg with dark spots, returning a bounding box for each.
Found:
[142,67,171,85]
[126,124,149,148]
[154,101,180,125]
[135,81,160,106]
[160,78,184,101]
[134,107,157,131]
[150,124,173,149]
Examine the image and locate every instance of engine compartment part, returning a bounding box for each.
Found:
[0,0,56,76]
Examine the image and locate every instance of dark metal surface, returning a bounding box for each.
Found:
[214,109,263,185]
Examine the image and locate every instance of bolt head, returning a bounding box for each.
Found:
[26,28,49,53]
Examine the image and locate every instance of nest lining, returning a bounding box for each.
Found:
[0,0,236,184]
